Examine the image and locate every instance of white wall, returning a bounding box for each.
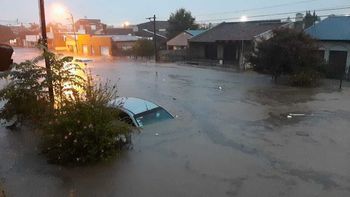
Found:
[319,41,350,73]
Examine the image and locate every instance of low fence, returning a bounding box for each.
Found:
[159,50,188,62]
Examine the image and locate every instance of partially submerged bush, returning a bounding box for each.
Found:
[41,77,132,165]
[289,69,321,87]
[41,101,131,165]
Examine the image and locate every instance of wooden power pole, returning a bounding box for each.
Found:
[147,15,157,62]
[39,0,54,104]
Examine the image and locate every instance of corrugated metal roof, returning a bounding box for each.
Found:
[185,30,206,37]
[110,35,141,42]
[190,20,286,42]
[305,16,350,41]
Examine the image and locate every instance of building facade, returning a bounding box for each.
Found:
[305,16,350,76]
[66,34,112,56]
[167,30,205,50]
[188,20,289,67]
[75,19,106,35]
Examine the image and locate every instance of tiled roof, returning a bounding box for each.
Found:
[190,20,286,42]
[106,28,133,35]
[305,16,350,41]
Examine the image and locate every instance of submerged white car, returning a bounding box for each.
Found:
[109,97,174,127]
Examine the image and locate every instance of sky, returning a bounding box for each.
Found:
[1,0,350,27]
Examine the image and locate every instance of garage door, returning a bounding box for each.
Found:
[329,50,348,78]
[100,46,110,56]
[82,45,89,55]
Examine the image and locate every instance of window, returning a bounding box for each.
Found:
[118,111,135,126]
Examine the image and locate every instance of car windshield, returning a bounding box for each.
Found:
[134,107,173,127]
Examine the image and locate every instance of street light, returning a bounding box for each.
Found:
[53,4,79,54]
[123,21,130,28]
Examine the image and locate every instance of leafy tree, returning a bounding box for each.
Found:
[168,8,199,39]
[304,11,319,29]
[248,28,323,86]
[132,39,154,58]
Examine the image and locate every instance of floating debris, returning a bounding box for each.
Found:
[155,133,160,136]
[218,86,223,91]
[287,113,307,119]
[296,131,310,137]
[290,113,306,117]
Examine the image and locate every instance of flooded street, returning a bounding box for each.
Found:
[1,48,350,196]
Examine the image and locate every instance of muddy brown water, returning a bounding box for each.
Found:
[1,48,350,197]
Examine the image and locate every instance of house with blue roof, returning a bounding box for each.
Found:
[305,16,350,75]
[166,30,206,50]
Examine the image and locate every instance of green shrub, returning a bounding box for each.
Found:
[40,76,132,165]
[289,69,321,87]
[40,101,131,165]
[132,39,154,57]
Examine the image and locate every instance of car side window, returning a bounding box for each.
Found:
[118,111,135,126]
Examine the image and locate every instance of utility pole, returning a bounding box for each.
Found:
[38,0,54,104]
[147,15,157,62]
[69,13,79,54]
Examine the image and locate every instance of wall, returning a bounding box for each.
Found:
[111,41,136,56]
[319,41,350,73]
[74,35,112,56]
[188,42,206,59]
[91,36,112,56]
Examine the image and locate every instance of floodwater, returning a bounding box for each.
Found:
[1,48,350,197]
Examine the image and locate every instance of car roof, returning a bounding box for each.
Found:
[110,97,159,115]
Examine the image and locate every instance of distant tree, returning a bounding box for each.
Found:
[132,39,154,58]
[304,11,319,29]
[168,8,199,39]
[248,28,323,86]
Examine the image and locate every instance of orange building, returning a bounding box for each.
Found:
[66,34,112,56]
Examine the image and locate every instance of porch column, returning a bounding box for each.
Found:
[239,40,245,70]
[217,44,224,63]
[324,49,330,63]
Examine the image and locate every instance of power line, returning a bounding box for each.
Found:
[195,0,322,17]
[197,5,350,23]
[252,13,343,22]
